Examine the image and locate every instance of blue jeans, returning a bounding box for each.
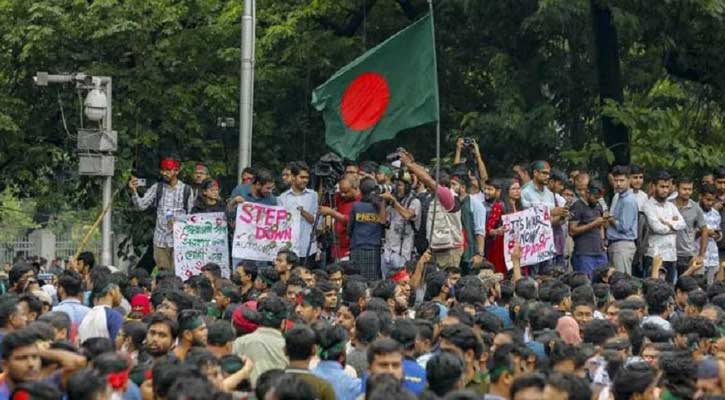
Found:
[571,253,608,279]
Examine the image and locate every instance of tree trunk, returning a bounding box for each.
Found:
[590,0,629,165]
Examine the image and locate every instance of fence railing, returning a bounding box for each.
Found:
[0,235,32,264]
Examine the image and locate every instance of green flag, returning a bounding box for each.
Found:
[311,13,439,160]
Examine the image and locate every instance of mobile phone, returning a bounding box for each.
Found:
[137,178,147,187]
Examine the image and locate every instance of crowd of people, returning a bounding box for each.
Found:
[2,140,725,400]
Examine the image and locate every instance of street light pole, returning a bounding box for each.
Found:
[238,0,255,181]
[100,79,113,267]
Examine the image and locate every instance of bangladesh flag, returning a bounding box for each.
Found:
[311,13,439,160]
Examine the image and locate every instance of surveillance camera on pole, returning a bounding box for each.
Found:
[33,72,116,267]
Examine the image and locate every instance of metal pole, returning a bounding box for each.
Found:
[427,0,441,248]
[101,78,113,266]
[238,0,255,180]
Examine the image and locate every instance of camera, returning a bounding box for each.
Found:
[312,153,344,194]
[136,178,147,187]
[463,137,476,147]
[385,147,407,162]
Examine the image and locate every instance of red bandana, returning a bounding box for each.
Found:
[390,269,409,282]
[108,369,130,390]
[160,158,181,170]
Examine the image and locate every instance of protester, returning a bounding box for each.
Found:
[129,156,194,270]
[278,162,319,266]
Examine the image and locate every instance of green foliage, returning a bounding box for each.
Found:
[2,0,725,255]
[0,187,38,242]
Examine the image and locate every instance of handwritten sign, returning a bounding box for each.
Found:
[502,205,555,270]
[231,203,294,261]
[173,213,229,280]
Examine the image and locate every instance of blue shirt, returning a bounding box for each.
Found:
[485,304,513,329]
[230,184,278,206]
[607,189,638,241]
[278,188,319,257]
[53,298,91,325]
[312,361,361,400]
[402,358,427,394]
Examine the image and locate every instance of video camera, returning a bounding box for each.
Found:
[313,152,344,193]
[385,147,407,162]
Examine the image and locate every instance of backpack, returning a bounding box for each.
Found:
[154,181,193,213]
[426,195,463,251]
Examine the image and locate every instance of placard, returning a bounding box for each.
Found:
[502,205,556,269]
[173,213,229,280]
[231,203,294,261]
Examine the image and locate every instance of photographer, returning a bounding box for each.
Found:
[381,173,421,278]
[453,137,489,205]
[319,176,361,261]
[348,177,387,281]
[399,151,463,270]
[451,171,487,275]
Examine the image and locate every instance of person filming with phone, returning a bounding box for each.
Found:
[569,180,609,279]
[128,156,194,271]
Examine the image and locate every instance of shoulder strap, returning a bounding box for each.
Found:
[183,184,192,213]
[154,182,164,207]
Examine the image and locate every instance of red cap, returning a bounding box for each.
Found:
[390,269,409,282]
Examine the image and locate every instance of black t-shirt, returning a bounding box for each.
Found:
[569,199,605,255]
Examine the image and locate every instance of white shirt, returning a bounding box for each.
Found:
[642,197,686,262]
[278,188,319,257]
[697,208,722,267]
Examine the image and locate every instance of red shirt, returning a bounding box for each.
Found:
[332,192,361,259]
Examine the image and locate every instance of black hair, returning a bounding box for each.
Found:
[0,296,19,328]
[641,323,674,343]
[93,351,129,375]
[253,168,274,185]
[77,251,96,269]
[8,264,33,288]
[207,320,235,346]
[582,319,617,346]
[676,176,694,186]
[592,283,610,308]
[645,282,674,315]
[701,183,718,196]
[66,368,107,400]
[529,303,559,331]
[415,319,435,342]
[255,369,285,400]
[515,278,538,300]
[612,361,656,400]
[178,309,203,334]
[546,372,592,400]
[277,249,299,267]
[316,323,348,361]
[1,329,37,360]
[166,290,194,313]
[26,321,55,341]
[474,311,503,334]
[239,262,258,281]
[148,312,179,339]
[687,289,708,312]
[673,315,718,339]
[258,296,288,328]
[659,351,697,399]
[447,305,474,327]
[81,337,115,360]
[610,165,630,177]
[548,282,571,305]
[257,268,280,287]
[121,320,147,350]
[424,271,448,301]
[269,374,317,400]
[19,294,42,317]
[11,381,61,400]
[676,275,699,293]
[629,164,644,175]
[550,343,586,370]
[168,378,218,400]
[153,361,205,400]
[440,323,483,358]
[299,288,325,309]
[571,285,595,305]
[201,262,222,278]
[367,338,403,364]
[390,318,417,351]
[416,302,442,324]
[426,351,465,397]
[510,373,546,400]
[316,280,336,294]
[566,272,590,289]
[371,280,396,301]
[58,270,84,297]
[284,324,317,361]
[653,170,672,184]
[489,344,515,383]
[37,311,71,334]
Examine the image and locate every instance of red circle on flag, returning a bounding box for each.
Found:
[340,72,390,131]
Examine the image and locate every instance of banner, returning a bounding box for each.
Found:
[502,205,556,270]
[173,213,229,280]
[232,203,294,261]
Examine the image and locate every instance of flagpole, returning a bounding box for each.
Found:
[427,0,441,251]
